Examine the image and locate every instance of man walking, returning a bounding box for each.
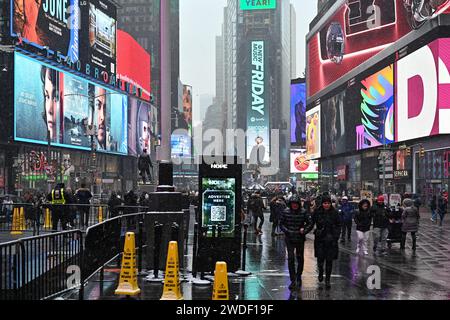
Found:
[75,183,93,228]
[248,191,266,235]
[371,195,391,256]
[338,196,354,243]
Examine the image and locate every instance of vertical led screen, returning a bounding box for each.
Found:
[240,0,276,10]
[306,106,320,160]
[14,52,127,155]
[247,40,270,163]
[128,97,158,156]
[291,81,306,147]
[182,85,193,134]
[357,65,394,150]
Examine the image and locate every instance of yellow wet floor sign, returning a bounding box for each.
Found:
[160,241,183,300]
[10,208,22,235]
[212,262,229,300]
[115,232,141,296]
[98,207,103,223]
[19,207,26,231]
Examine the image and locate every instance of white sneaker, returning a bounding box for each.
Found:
[356,247,360,254]
[364,251,369,255]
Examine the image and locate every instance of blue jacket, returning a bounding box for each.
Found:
[339,202,354,222]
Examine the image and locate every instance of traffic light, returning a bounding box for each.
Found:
[420,147,426,157]
[405,147,411,156]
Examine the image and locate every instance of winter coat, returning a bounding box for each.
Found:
[269,200,286,223]
[338,202,354,222]
[354,200,372,232]
[401,199,420,233]
[430,196,437,211]
[312,206,341,261]
[75,188,93,204]
[371,202,391,229]
[438,196,447,215]
[279,207,313,244]
[108,196,123,217]
[248,194,265,216]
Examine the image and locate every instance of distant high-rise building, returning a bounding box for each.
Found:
[290,4,297,79]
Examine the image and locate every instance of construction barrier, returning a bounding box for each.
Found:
[10,208,22,235]
[160,241,183,300]
[212,262,229,300]
[44,209,52,229]
[114,232,141,296]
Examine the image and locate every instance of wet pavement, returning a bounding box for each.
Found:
[62,209,450,300]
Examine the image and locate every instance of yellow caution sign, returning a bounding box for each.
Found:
[98,207,103,223]
[44,209,52,229]
[11,208,22,235]
[114,232,141,296]
[160,241,183,300]
[212,262,229,300]
[19,207,26,231]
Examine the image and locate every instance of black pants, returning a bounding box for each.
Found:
[140,167,152,183]
[80,207,90,227]
[271,219,279,234]
[253,213,264,231]
[317,258,333,280]
[401,231,416,249]
[286,241,305,281]
[341,220,352,240]
[51,209,66,232]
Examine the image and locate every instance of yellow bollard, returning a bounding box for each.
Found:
[114,232,141,296]
[98,206,103,223]
[44,209,52,229]
[212,262,229,300]
[19,207,26,231]
[10,208,22,235]
[160,241,183,300]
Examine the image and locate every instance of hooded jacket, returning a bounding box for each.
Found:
[339,201,354,222]
[401,198,420,233]
[354,199,372,232]
[280,205,313,243]
[370,201,391,229]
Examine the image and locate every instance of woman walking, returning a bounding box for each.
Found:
[401,198,420,252]
[354,199,372,255]
[311,195,342,290]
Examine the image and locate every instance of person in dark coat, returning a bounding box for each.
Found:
[430,194,438,223]
[311,195,341,290]
[269,196,286,236]
[108,192,123,218]
[354,199,372,255]
[75,183,93,228]
[46,183,72,232]
[338,196,354,243]
[437,193,447,227]
[371,195,391,255]
[248,191,266,235]
[401,198,420,251]
[279,195,314,290]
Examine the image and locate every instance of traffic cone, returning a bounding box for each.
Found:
[160,241,183,300]
[212,262,229,300]
[10,208,22,235]
[114,232,141,296]
[19,207,26,231]
[98,207,103,223]
[44,209,52,229]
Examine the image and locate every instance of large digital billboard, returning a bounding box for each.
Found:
[247,40,270,163]
[11,0,117,76]
[240,0,276,10]
[14,52,127,155]
[306,0,450,98]
[182,85,193,134]
[128,97,157,156]
[290,150,319,174]
[171,134,191,158]
[291,80,306,147]
[306,106,321,160]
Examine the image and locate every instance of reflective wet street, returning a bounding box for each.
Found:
[67,210,450,300]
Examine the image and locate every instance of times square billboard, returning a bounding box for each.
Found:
[11,0,120,92]
[308,36,450,160]
[306,0,450,99]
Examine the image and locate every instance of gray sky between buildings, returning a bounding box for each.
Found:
[180,0,317,124]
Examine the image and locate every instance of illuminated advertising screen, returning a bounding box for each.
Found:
[291,81,306,147]
[128,97,157,156]
[11,0,81,63]
[306,106,320,160]
[201,178,236,238]
[395,38,450,142]
[290,150,319,174]
[306,0,450,98]
[14,52,127,155]
[240,0,276,10]
[171,134,191,158]
[247,40,270,163]
[182,85,193,134]
[117,30,151,102]
[357,65,394,150]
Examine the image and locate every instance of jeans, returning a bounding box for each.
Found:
[5,209,12,223]
[431,209,438,221]
[285,241,305,281]
[373,227,388,252]
[341,220,352,240]
[356,230,369,252]
[401,231,417,249]
[439,213,445,226]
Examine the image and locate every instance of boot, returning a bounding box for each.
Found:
[318,266,324,283]
[412,237,417,251]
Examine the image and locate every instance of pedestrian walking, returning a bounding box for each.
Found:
[401,198,420,251]
[354,199,372,255]
[75,183,93,228]
[311,195,341,290]
[2,196,13,223]
[371,195,391,256]
[338,196,354,243]
[437,193,447,227]
[279,195,314,290]
[430,194,438,223]
[247,191,266,235]
[269,195,286,236]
